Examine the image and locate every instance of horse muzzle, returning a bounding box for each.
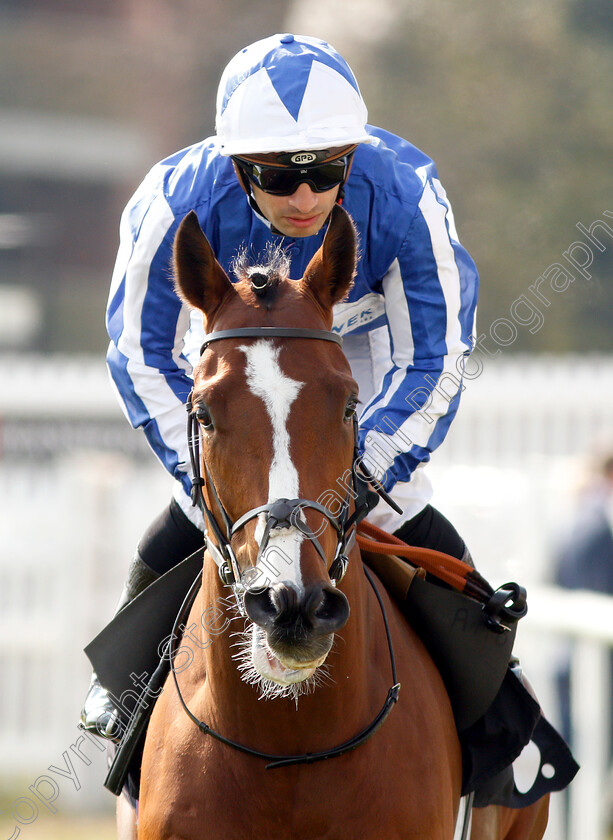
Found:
[244,580,350,670]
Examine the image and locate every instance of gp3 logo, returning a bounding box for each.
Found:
[290,152,317,165]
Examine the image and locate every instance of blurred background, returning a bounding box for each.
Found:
[0,0,611,837]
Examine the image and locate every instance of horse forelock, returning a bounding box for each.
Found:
[232,244,291,304]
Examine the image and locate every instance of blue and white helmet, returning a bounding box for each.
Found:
[215,34,371,157]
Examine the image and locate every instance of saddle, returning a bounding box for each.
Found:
[85,526,578,807]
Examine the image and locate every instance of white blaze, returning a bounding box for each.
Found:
[239,340,304,589]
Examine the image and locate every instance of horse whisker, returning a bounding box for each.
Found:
[229,621,336,705]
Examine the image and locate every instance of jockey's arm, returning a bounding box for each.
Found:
[105,165,203,528]
[357,173,479,520]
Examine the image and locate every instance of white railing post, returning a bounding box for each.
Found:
[569,639,611,840]
[523,586,613,840]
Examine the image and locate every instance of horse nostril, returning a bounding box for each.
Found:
[310,585,350,635]
[243,582,349,636]
[243,588,277,629]
[243,582,300,629]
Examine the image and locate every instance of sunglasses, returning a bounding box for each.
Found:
[233,154,353,196]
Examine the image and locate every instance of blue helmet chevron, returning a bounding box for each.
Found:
[215,34,371,156]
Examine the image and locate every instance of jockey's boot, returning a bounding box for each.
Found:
[79,552,160,741]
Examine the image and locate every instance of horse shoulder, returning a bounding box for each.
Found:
[365,583,463,830]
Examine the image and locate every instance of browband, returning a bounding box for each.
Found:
[200,326,343,354]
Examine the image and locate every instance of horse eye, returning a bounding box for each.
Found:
[195,406,214,430]
[344,398,358,422]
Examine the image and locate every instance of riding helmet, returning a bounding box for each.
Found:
[215,33,371,156]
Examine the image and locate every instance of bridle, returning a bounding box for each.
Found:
[177,324,401,768]
[169,561,400,769]
[187,325,390,591]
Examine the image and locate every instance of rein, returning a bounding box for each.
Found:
[357,522,492,600]
[169,564,400,770]
[357,521,528,632]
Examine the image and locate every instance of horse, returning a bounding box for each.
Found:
[122,205,549,839]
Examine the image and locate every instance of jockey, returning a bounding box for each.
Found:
[82,33,479,738]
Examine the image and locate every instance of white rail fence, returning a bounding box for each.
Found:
[1,353,612,835]
[522,587,613,840]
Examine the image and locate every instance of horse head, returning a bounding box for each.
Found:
[174,205,360,696]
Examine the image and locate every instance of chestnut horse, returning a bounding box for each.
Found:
[126,206,548,839]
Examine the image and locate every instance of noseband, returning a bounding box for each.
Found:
[187,326,365,590]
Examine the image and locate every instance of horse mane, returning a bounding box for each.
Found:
[232,243,291,303]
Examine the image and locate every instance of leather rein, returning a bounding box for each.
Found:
[177,324,401,769]
[169,561,400,770]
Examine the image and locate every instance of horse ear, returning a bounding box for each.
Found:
[173,210,235,320]
[302,204,357,310]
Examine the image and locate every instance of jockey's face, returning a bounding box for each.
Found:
[233,146,355,238]
[251,181,341,238]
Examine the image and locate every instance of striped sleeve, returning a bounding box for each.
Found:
[358,175,479,491]
[105,170,197,511]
